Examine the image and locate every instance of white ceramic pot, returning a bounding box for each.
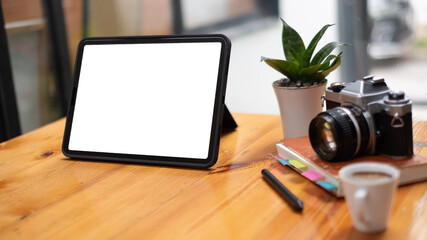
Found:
[273,80,327,139]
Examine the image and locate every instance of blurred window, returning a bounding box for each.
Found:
[2,0,79,135]
[3,0,63,134]
[369,0,427,119]
[178,0,278,34]
[84,0,278,36]
[339,0,427,120]
[1,0,279,137]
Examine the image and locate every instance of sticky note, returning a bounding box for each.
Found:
[277,158,290,166]
[289,160,307,170]
[302,170,324,181]
[316,181,337,190]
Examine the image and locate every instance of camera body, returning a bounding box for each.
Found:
[309,75,413,162]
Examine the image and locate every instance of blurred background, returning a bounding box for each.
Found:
[1,0,427,141]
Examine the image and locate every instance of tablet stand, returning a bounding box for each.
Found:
[222,105,237,131]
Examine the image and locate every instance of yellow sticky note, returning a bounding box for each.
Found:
[289,160,307,170]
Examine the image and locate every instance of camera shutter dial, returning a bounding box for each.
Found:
[389,91,405,100]
[329,82,345,92]
[384,91,410,104]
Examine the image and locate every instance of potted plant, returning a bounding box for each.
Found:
[262,19,345,138]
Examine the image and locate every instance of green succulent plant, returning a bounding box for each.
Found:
[262,19,345,87]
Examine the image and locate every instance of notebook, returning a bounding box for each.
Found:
[275,136,427,197]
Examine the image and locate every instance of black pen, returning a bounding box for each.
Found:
[261,168,304,212]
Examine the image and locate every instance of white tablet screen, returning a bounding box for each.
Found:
[68,42,222,159]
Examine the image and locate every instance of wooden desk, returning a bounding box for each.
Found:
[1,114,426,239]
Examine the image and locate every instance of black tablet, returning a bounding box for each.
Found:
[62,35,231,168]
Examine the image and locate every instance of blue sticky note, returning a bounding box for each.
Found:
[316,181,337,190]
[277,158,290,166]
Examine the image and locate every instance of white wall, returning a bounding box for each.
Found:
[225,0,339,114]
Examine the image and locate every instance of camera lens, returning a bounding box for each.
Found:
[309,106,371,162]
[311,119,337,159]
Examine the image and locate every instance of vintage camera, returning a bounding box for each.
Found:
[308,75,413,162]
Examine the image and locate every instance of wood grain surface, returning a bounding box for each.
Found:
[0,114,426,240]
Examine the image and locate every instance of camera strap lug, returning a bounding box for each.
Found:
[391,113,404,128]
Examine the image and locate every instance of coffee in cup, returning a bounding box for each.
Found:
[350,171,393,181]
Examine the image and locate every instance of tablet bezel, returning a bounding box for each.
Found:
[62,34,231,168]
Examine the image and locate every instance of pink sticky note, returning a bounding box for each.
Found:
[302,170,324,181]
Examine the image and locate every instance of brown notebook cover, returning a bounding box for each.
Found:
[276,137,427,197]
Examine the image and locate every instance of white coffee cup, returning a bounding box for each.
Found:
[339,163,400,233]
